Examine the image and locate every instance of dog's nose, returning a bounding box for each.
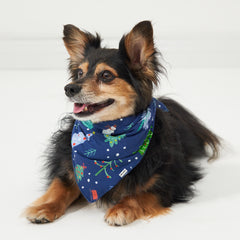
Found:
[64,84,81,97]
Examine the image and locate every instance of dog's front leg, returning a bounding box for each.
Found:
[104,192,170,226]
[24,178,80,223]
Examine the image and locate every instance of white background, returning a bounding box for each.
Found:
[0,0,240,239]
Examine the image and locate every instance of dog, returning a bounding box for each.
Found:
[24,21,220,226]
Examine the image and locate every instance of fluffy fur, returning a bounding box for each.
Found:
[24,21,220,225]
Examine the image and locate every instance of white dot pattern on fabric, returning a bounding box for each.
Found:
[116,153,119,157]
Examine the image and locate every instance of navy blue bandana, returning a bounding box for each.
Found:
[71,98,168,202]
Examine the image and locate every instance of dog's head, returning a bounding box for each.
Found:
[63,21,164,123]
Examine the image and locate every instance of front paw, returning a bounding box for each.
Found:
[23,202,65,224]
[104,204,136,226]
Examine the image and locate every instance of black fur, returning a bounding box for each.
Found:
[44,116,74,187]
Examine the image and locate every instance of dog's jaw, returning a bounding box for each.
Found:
[72,98,136,123]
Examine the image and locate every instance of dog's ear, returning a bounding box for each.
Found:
[63,24,101,60]
[119,21,155,70]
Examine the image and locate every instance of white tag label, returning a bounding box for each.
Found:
[119,168,128,178]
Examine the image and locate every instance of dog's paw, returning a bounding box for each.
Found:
[23,202,65,224]
[104,204,136,226]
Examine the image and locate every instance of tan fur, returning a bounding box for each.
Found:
[124,23,154,71]
[105,192,170,226]
[99,175,161,209]
[95,63,119,76]
[72,62,137,123]
[136,174,160,193]
[23,178,80,223]
[63,25,88,60]
[93,77,137,122]
[78,62,89,77]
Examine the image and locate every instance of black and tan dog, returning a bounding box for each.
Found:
[24,21,220,226]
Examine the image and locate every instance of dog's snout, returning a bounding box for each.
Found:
[64,84,81,97]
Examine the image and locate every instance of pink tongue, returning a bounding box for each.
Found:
[73,103,86,113]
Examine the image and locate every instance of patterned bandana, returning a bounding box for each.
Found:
[71,98,168,202]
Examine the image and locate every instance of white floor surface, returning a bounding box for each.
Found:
[0,68,240,239]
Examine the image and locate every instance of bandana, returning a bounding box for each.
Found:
[71,98,168,202]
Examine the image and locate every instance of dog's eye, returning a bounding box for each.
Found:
[99,70,115,82]
[78,68,83,79]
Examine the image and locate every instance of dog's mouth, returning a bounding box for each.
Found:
[73,99,115,117]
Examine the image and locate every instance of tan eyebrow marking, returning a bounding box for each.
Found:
[78,62,89,75]
[95,63,118,77]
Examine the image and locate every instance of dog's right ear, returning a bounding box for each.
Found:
[63,24,101,60]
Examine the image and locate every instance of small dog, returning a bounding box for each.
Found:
[24,21,220,225]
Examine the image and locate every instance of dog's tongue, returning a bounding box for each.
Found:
[74,103,86,113]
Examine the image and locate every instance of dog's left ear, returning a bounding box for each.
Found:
[63,24,101,60]
[119,21,155,70]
